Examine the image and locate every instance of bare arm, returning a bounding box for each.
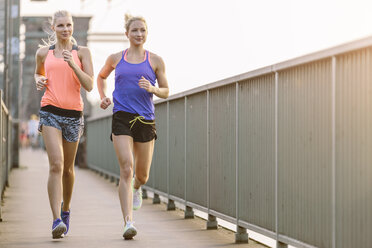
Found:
[67,46,94,92]
[138,53,169,99]
[97,53,119,109]
[153,55,169,99]
[34,46,48,91]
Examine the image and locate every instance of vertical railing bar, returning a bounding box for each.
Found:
[153,111,156,188]
[0,90,3,194]
[167,101,170,198]
[331,56,336,248]
[235,82,239,225]
[207,90,210,214]
[275,71,279,242]
[7,111,11,186]
[184,96,187,206]
[0,90,3,222]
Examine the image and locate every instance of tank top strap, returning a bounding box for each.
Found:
[122,49,128,60]
[146,50,153,68]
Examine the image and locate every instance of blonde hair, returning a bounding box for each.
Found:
[124,13,147,32]
[40,10,77,47]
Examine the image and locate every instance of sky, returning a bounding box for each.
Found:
[21,0,372,104]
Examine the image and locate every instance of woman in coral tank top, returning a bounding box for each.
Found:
[34,10,93,239]
[97,14,169,240]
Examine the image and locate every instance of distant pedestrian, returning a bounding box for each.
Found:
[27,114,39,148]
[34,10,93,239]
[97,13,169,239]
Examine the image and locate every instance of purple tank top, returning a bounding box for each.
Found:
[113,49,157,120]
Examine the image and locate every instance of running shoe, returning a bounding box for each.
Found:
[132,178,143,210]
[123,219,137,240]
[52,218,66,239]
[61,204,70,235]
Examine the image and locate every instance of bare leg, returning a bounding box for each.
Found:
[112,134,134,223]
[42,126,63,220]
[133,139,155,189]
[62,139,79,211]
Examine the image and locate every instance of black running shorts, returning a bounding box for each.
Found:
[111,111,157,143]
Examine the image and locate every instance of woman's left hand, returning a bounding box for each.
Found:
[138,76,154,93]
[62,49,76,68]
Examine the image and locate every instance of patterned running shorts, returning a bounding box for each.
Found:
[38,110,84,142]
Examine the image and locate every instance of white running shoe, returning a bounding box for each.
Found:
[123,217,137,240]
[132,178,143,210]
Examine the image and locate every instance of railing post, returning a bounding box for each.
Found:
[206,90,212,229]
[6,113,11,187]
[153,193,160,204]
[165,101,173,210]
[206,214,217,230]
[142,188,148,199]
[183,96,194,219]
[184,206,194,219]
[167,199,175,211]
[275,71,279,245]
[277,241,288,248]
[235,226,248,243]
[235,82,242,242]
[0,90,3,222]
[110,175,115,183]
[331,56,336,248]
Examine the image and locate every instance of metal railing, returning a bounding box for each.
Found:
[86,36,372,248]
[0,89,11,221]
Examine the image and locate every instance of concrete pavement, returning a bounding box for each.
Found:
[0,148,267,248]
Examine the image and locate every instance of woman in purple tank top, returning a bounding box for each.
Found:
[97,14,169,240]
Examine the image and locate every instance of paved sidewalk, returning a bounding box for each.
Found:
[0,148,266,248]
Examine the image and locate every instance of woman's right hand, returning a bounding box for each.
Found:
[35,76,48,91]
[100,97,112,109]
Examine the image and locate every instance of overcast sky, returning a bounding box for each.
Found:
[21,0,372,103]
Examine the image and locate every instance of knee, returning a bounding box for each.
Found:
[49,159,63,175]
[136,172,149,185]
[63,166,74,177]
[119,162,133,180]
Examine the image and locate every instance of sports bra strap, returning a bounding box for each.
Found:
[49,44,79,50]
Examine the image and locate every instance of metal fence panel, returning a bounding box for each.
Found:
[0,0,5,88]
[209,85,236,218]
[153,103,168,193]
[106,117,119,175]
[87,116,119,176]
[0,96,6,193]
[186,92,208,207]
[169,98,185,199]
[335,48,372,248]
[86,37,372,248]
[0,90,10,201]
[278,60,333,248]
[238,74,276,231]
